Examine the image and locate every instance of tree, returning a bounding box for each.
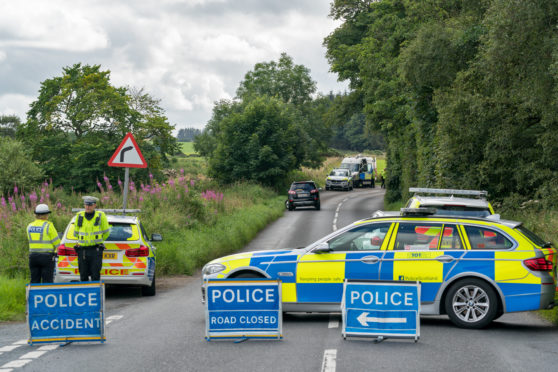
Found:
[208,96,299,186]
[236,53,316,106]
[0,137,44,195]
[19,63,177,191]
[0,115,20,138]
[177,127,201,142]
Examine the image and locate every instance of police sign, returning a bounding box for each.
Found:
[342,280,420,341]
[27,282,105,344]
[205,279,282,341]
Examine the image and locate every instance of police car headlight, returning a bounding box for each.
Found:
[203,263,226,275]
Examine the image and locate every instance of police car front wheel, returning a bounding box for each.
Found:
[445,278,498,329]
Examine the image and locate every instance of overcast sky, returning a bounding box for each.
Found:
[0,0,348,132]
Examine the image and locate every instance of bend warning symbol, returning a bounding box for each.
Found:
[108,132,147,168]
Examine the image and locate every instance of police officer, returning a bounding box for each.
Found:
[74,196,110,282]
[27,204,60,283]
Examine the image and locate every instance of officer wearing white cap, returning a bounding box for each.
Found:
[73,196,110,281]
[27,204,60,283]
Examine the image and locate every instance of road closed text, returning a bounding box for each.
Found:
[210,314,278,326]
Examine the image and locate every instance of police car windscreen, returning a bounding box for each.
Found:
[107,223,134,241]
[331,170,348,176]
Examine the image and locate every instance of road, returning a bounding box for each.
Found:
[1,188,557,372]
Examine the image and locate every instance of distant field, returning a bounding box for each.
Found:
[178,141,197,155]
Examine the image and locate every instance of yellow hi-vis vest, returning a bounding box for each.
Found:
[27,219,61,253]
[74,210,110,247]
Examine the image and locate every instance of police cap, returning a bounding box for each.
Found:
[82,196,99,205]
[35,203,51,214]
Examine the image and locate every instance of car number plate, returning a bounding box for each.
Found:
[299,193,309,197]
[103,252,117,260]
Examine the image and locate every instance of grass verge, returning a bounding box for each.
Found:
[0,276,27,322]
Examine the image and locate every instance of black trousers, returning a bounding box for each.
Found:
[29,252,55,283]
[76,245,104,282]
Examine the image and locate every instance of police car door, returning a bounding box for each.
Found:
[382,222,464,303]
[296,222,394,304]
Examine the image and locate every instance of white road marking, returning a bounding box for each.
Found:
[0,368,14,372]
[19,351,46,359]
[321,349,337,372]
[0,346,21,353]
[1,360,31,368]
[38,345,59,351]
[328,319,339,329]
[13,340,27,345]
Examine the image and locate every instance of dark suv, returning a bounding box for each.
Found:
[287,181,320,211]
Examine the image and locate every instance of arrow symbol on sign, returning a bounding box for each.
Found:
[120,146,133,162]
[357,312,407,326]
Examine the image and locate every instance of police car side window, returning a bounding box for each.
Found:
[139,223,149,242]
[328,223,391,251]
[394,223,443,251]
[464,226,513,250]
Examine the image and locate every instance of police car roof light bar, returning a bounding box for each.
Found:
[409,188,488,198]
[400,207,437,216]
[71,208,142,214]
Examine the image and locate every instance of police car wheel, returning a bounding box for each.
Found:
[445,278,498,329]
[141,274,156,296]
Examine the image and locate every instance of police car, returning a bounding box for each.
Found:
[202,209,556,328]
[325,169,353,191]
[55,209,162,296]
[406,188,495,217]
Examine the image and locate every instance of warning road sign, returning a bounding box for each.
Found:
[108,132,147,168]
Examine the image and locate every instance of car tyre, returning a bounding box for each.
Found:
[288,203,295,211]
[315,202,321,210]
[444,278,498,329]
[142,274,156,296]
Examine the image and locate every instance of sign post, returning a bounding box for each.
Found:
[27,282,105,344]
[108,132,147,210]
[342,280,420,342]
[205,279,282,341]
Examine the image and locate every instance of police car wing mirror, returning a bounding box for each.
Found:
[313,242,331,253]
[151,233,163,241]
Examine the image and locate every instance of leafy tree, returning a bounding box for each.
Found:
[0,115,20,138]
[19,63,177,191]
[0,137,44,195]
[236,53,316,106]
[208,96,299,186]
[177,127,201,142]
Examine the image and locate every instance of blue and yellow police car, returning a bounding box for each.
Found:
[202,209,556,328]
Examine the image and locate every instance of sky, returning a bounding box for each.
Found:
[0,0,348,132]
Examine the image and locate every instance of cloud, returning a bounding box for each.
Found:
[0,1,109,52]
[0,0,347,129]
[0,93,34,118]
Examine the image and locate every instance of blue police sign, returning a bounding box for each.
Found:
[27,282,105,344]
[342,280,420,341]
[205,279,282,340]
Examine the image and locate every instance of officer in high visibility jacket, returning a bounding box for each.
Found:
[74,196,110,282]
[27,204,60,283]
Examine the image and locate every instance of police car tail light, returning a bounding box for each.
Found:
[524,257,553,272]
[125,245,149,257]
[57,244,77,256]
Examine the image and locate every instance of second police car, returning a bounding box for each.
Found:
[55,209,162,296]
[202,209,556,328]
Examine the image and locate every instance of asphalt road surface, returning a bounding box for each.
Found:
[1,188,557,372]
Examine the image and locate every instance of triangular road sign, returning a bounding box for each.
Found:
[108,132,148,168]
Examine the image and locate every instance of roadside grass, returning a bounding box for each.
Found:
[0,276,27,322]
[178,141,197,155]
